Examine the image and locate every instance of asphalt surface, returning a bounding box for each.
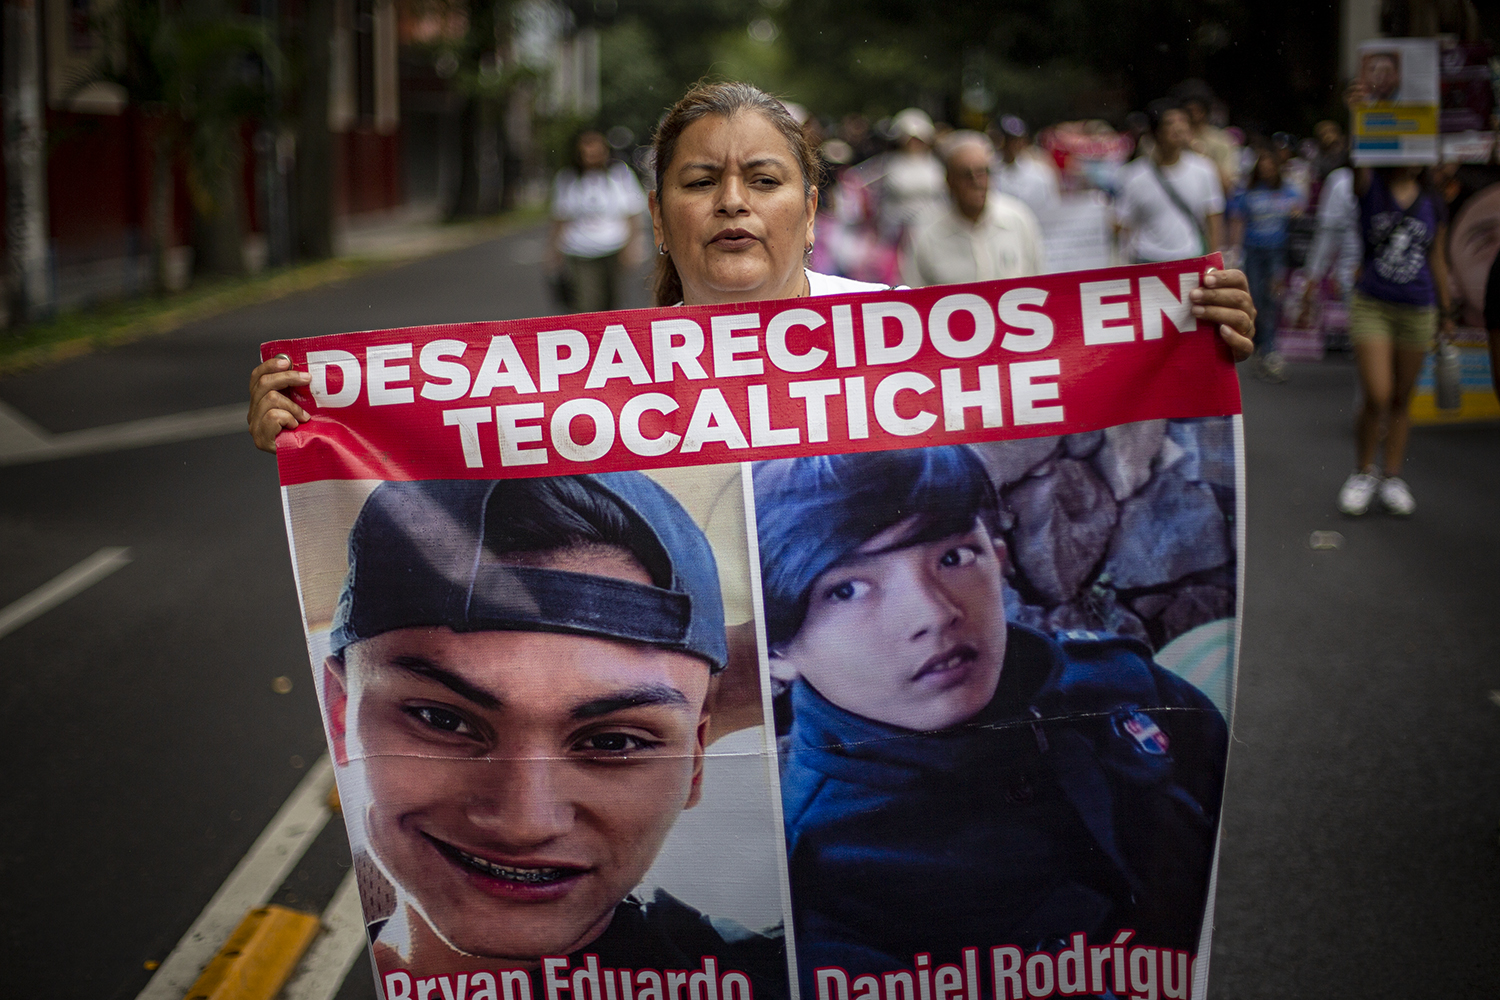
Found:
[1,227,1496,999]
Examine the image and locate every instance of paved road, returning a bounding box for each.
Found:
[1212,362,1500,997]
[0,229,1496,999]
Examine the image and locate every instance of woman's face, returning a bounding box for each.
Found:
[650,111,816,306]
[578,133,610,171]
[1449,182,1500,327]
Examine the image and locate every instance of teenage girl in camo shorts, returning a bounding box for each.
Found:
[1337,86,1454,518]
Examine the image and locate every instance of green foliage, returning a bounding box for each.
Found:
[597,17,674,142]
[589,0,1339,136]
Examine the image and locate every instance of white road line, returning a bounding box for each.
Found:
[0,402,247,466]
[282,870,372,1000]
[0,399,51,451]
[0,546,133,641]
[136,756,337,1000]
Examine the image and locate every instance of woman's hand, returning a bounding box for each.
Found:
[1192,267,1256,362]
[248,355,312,453]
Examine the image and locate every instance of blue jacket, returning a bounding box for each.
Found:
[780,624,1228,985]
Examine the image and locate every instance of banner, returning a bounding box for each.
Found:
[1411,165,1500,424]
[1352,38,1440,166]
[265,256,1244,1000]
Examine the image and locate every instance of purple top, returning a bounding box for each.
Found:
[1356,172,1446,307]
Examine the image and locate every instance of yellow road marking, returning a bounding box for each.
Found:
[183,905,321,1000]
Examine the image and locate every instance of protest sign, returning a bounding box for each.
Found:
[265,256,1244,1000]
[1352,38,1440,166]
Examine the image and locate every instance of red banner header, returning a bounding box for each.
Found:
[263,256,1240,485]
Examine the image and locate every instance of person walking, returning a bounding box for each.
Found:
[1229,146,1301,380]
[1337,165,1453,516]
[991,115,1060,215]
[901,131,1043,287]
[1114,100,1225,265]
[546,130,647,313]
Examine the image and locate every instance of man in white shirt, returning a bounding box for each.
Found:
[902,131,1043,287]
[1114,101,1225,264]
[992,115,1061,214]
[548,130,648,312]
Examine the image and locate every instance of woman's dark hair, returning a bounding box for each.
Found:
[569,129,607,174]
[1248,146,1283,191]
[649,81,821,307]
[1145,98,1186,138]
[752,446,1000,648]
[485,477,671,587]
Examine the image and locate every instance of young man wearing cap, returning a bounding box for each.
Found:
[752,446,1228,989]
[322,473,785,989]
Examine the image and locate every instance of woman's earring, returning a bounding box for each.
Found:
[805,242,814,256]
[657,243,669,256]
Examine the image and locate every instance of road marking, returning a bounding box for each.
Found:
[0,399,247,466]
[136,756,337,1000]
[0,546,133,641]
[282,871,371,1000]
[183,905,322,1000]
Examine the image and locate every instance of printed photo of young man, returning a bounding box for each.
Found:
[288,472,788,996]
[752,442,1231,995]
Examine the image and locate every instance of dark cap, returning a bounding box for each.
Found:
[329,473,729,672]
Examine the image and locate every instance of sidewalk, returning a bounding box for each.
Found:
[0,202,546,376]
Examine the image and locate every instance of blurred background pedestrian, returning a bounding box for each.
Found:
[1337,164,1452,517]
[902,131,1042,287]
[991,115,1061,215]
[546,129,648,314]
[875,108,948,247]
[1229,146,1301,380]
[1115,99,1226,264]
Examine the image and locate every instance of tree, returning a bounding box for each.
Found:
[87,0,278,283]
[3,0,51,326]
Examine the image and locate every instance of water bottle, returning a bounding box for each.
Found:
[1434,342,1462,411]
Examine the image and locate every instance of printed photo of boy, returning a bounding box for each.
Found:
[752,441,1231,990]
[287,472,787,994]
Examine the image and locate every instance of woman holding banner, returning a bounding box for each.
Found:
[249,82,1258,450]
[242,80,1260,990]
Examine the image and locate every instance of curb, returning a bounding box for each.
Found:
[0,210,545,378]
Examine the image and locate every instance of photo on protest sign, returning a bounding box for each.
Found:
[281,468,791,1000]
[1352,38,1440,166]
[264,256,1242,1000]
[752,422,1237,1000]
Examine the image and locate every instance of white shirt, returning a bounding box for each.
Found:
[1304,167,1361,291]
[994,154,1061,214]
[1114,152,1225,262]
[806,270,896,296]
[674,271,896,306]
[878,150,948,237]
[900,194,1044,287]
[551,161,647,258]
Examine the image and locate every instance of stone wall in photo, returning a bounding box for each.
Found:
[972,417,1238,652]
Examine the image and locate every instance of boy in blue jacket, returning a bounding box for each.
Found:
[752,446,1228,996]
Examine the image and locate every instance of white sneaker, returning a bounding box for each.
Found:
[1260,351,1287,382]
[1338,471,1380,515]
[1378,476,1416,516]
